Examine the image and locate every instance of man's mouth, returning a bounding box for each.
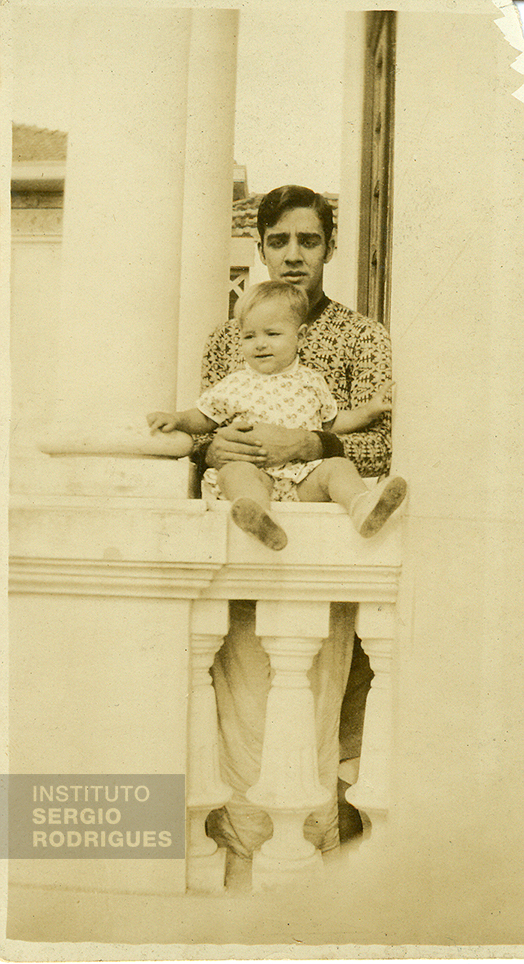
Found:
[283,272,306,281]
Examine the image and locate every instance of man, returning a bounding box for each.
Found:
[195,185,392,867]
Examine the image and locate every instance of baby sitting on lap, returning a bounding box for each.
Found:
[148,281,406,550]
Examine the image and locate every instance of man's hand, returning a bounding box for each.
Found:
[250,423,323,467]
[205,420,323,469]
[205,420,268,470]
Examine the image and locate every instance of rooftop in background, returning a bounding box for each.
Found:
[233,163,248,201]
[11,126,339,236]
[13,124,67,163]
[12,124,67,194]
[232,193,339,240]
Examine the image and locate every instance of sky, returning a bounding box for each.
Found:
[11,5,346,196]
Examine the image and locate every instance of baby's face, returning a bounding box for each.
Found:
[239,300,305,375]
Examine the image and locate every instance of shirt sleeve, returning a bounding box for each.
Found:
[314,374,338,423]
[339,318,392,478]
[201,320,237,390]
[195,378,233,425]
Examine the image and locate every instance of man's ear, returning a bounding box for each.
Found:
[258,240,267,266]
[324,234,336,264]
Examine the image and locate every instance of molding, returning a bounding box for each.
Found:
[202,563,401,602]
[9,557,401,603]
[11,234,63,244]
[9,557,223,599]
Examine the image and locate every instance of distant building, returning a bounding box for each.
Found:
[11,124,338,319]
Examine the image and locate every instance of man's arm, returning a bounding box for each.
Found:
[328,380,393,435]
[338,317,393,477]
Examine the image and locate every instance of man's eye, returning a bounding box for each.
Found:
[302,238,319,248]
[267,238,286,247]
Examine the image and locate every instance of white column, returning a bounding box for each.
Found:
[247,601,331,892]
[50,9,192,432]
[176,10,239,408]
[334,14,366,308]
[346,601,395,844]
[187,599,231,893]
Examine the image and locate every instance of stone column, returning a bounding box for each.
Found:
[176,10,239,408]
[247,600,331,892]
[51,9,192,431]
[346,601,395,844]
[187,599,231,893]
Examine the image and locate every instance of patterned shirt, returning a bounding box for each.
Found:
[197,359,337,431]
[200,296,392,478]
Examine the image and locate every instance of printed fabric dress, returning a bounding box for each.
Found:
[196,358,337,501]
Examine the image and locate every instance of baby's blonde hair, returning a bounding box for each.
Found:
[234,281,308,329]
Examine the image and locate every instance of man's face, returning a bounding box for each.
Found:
[239,299,305,376]
[258,207,335,307]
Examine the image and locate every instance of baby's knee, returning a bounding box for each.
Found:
[217,461,255,484]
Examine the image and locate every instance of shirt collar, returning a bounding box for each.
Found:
[307,292,330,325]
[244,357,300,378]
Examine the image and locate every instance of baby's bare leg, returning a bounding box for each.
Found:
[217,461,273,509]
[296,458,366,511]
[217,463,288,551]
[296,458,406,538]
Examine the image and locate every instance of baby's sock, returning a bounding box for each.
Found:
[349,477,407,538]
[230,497,288,551]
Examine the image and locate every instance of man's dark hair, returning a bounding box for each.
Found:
[257,185,334,246]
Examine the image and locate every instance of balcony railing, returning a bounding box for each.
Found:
[10,453,402,894]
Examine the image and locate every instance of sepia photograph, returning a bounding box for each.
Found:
[3,0,524,955]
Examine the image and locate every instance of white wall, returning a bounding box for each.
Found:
[10,224,62,452]
[387,10,524,941]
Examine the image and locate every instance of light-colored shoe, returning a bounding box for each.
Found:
[230,497,288,551]
[350,476,407,538]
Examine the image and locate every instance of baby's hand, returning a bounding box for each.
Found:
[147,412,178,434]
[366,380,394,419]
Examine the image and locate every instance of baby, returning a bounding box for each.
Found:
[148,281,406,551]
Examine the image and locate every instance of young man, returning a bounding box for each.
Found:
[197,184,391,479]
[195,185,392,866]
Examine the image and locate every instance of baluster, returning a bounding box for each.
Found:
[187,599,231,892]
[247,600,331,892]
[345,601,395,845]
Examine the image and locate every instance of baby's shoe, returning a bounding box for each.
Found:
[230,498,288,551]
[350,477,407,538]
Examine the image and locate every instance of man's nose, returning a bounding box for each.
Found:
[284,237,302,262]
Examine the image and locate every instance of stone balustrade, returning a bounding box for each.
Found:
[9,457,402,894]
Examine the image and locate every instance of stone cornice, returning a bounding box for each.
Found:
[201,564,401,602]
[9,557,222,599]
[10,497,402,603]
